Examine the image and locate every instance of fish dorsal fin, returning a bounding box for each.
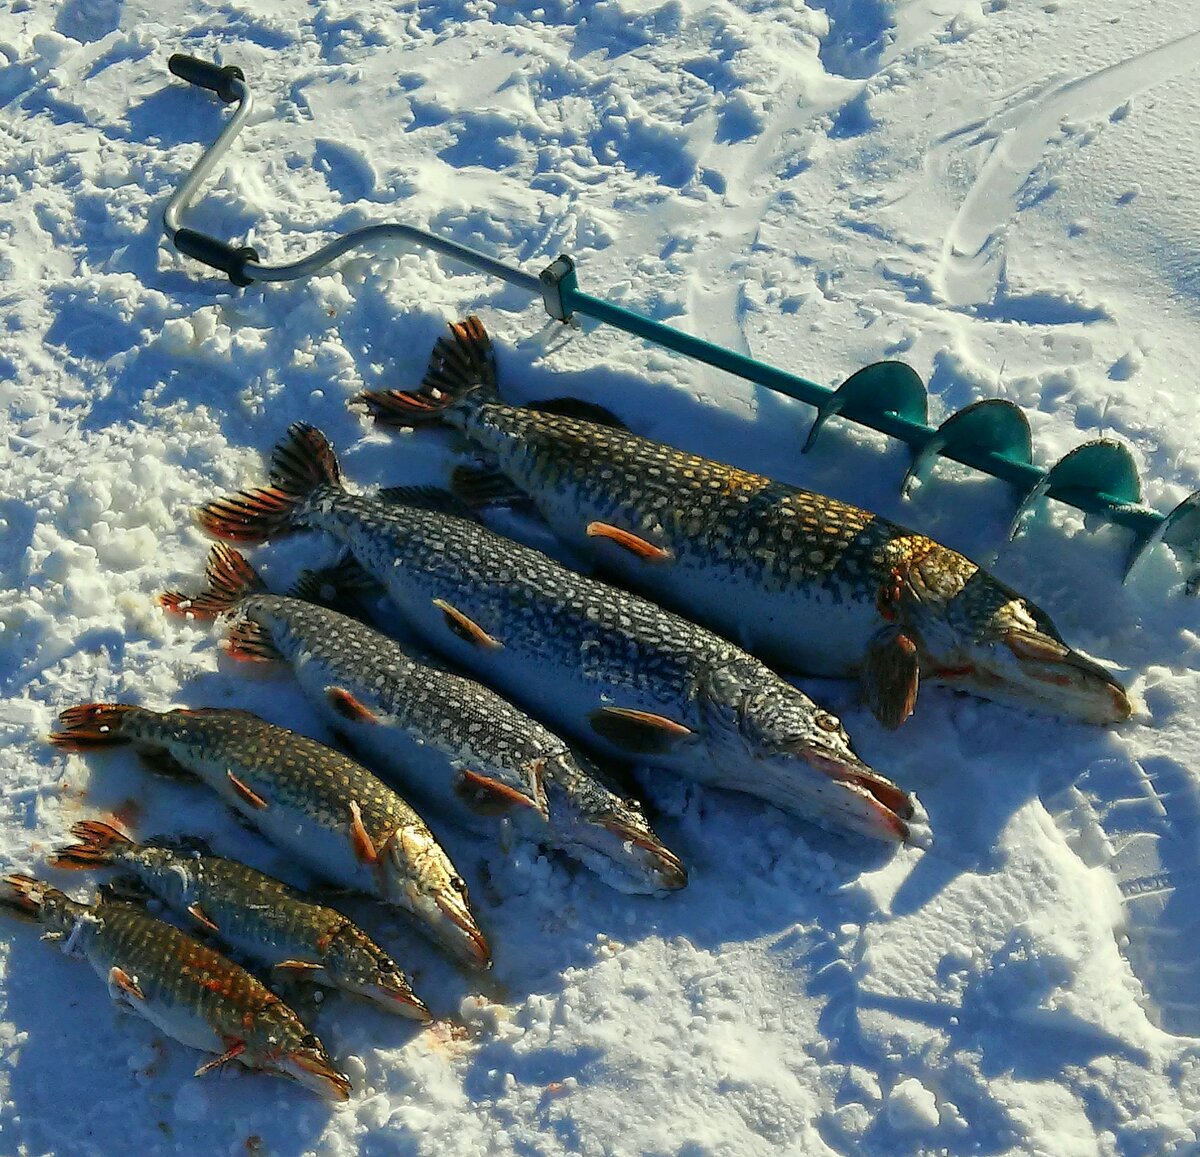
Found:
[862,626,920,730]
[588,707,694,755]
[527,397,627,430]
[449,464,528,509]
[376,486,480,522]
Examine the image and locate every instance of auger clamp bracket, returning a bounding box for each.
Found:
[538,255,578,322]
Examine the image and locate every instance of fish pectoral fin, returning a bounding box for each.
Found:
[586,522,672,563]
[195,1041,246,1078]
[450,464,527,509]
[326,687,380,724]
[349,799,379,865]
[433,598,503,650]
[863,626,921,730]
[274,959,326,974]
[454,769,543,816]
[224,619,282,663]
[226,770,270,810]
[108,965,145,1002]
[187,902,220,933]
[588,707,694,755]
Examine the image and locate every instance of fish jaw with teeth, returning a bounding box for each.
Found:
[894,559,1132,726]
[697,661,916,843]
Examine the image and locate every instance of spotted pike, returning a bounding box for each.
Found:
[52,820,430,1018]
[49,705,489,969]
[158,545,686,895]
[358,317,1130,729]
[195,424,921,844]
[2,874,350,1098]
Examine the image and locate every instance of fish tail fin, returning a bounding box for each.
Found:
[51,820,135,869]
[2,873,62,918]
[196,423,342,544]
[159,544,267,620]
[357,315,497,427]
[49,704,139,751]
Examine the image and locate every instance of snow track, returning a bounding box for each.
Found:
[2,1,1200,1154]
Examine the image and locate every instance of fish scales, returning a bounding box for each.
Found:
[128,708,411,847]
[194,423,921,843]
[302,487,740,727]
[160,549,686,894]
[51,705,490,968]
[359,317,1129,728]
[2,877,350,1098]
[53,825,429,1017]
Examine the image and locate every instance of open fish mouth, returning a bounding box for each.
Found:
[596,819,688,892]
[280,1051,353,1101]
[794,748,915,843]
[365,980,433,1021]
[432,891,492,970]
[933,627,1132,725]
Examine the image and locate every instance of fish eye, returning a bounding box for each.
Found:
[300,1033,320,1050]
[377,958,396,974]
[814,712,841,733]
[451,876,467,895]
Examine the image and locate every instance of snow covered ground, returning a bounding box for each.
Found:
[2,0,1200,1152]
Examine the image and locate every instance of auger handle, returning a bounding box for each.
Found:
[167,54,246,104]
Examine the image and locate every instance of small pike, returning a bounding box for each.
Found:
[358,317,1130,729]
[49,705,489,969]
[195,425,920,844]
[52,820,431,1019]
[159,545,687,895]
[2,874,350,1099]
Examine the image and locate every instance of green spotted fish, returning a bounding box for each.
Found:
[195,424,921,844]
[358,317,1130,730]
[2,874,350,1099]
[50,705,489,969]
[52,820,431,1018]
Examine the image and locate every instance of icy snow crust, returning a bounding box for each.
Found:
[2,0,1199,1153]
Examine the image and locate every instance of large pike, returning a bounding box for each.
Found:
[53,820,431,1019]
[358,317,1130,729]
[195,424,921,844]
[50,705,489,969]
[2,874,350,1099]
[158,545,687,895]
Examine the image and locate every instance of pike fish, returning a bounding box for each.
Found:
[358,317,1130,729]
[158,544,687,895]
[52,819,431,1019]
[2,874,350,1099]
[195,424,921,844]
[49,705,489,969]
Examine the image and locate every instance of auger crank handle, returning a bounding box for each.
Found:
[167,54,246,104]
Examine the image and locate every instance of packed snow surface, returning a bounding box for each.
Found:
[2,0,1200,1154]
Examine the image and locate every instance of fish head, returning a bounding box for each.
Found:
[323,926,431,1021]
[270,1030,353,1101]
[388,827,492,970]
[901,560,1131,725]
[542,755,687,895]
[699,660,914,842]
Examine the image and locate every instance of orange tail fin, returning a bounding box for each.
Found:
[51,819,136,869]
[159,544,266,620]
[357,316,496,428]
[196,423,342,544]
[49,704,139,751]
